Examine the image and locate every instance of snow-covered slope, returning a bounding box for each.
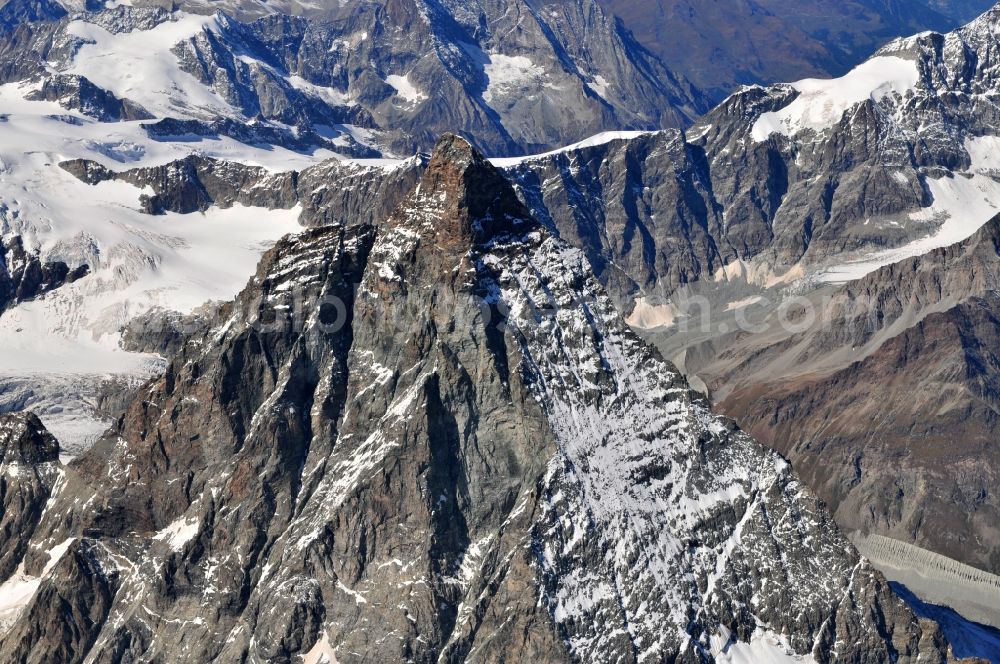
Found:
[0,78,332,451]
[0,6,378,151]
[751,55,921,141]
[64,13,232,119]
[818,134,1000,282]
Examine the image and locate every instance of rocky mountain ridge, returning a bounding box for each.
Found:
[53,6,1000,631]
[1,0,1000,657]
[51,2,1000,597]
[0,135,968,663]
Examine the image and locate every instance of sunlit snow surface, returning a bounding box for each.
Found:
[153,515,201,551]
[489,130,650,167]
[384,74,427,106]
[751,56,920,140]
[481,53,547,104]
[0,532,74,632]
[65,13,231,119]
[0,79,328,452]
[710,626,816,664]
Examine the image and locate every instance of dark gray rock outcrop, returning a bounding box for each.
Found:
[0,235,89,314]
[25,74,153,121]
[0,0,66,34]
[60,152,424,223]
[0,412,58,466]
[119,305,219,357]
[141,116,379,157]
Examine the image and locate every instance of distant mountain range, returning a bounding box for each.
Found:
[6,0,990,154]
[594,0,997,103]
[0,0,706,156]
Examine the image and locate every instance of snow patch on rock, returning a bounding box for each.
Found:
[490,130,651,167]
[0,538,77,635]
[385,74,427,106]
[154,516,200,551]
[710,625,817,663]
[819,135,1000,282]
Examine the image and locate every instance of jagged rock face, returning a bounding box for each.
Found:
[44,8,1000,595]
[691,6,1000,273]
[0,235,89,314]
[504,131,730,304]
[118,305,219,357]
[501,103,924,299]
[61,155,300,214]
[0,412,61,586]
[0,1,704,157]
[479,8,1000,589]
[61,129,741,307]
[172,0,701,155]
[0,412,58,465]
[498,113,921,303]
[0,136,959,663]
[0,0,67,33]
[141,117,380,158]
[0,6,381,152]
[167,13,374,128]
